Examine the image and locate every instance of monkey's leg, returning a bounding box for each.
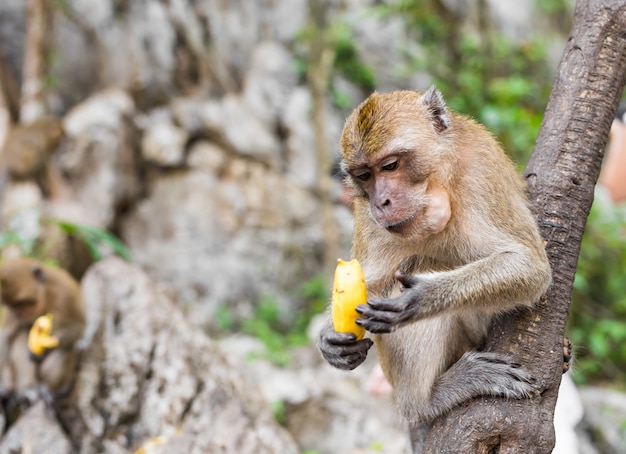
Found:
[38,349,79,396]
[425,351,538,421]
[0,325,21,396]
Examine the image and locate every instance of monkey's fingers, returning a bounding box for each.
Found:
[361,299,404,312]
[321,338,373,356]
[321,326,361,346]
[318,327,373,370]
[331,350,371,371]
[356,317,394,334]
[356,304,400,333]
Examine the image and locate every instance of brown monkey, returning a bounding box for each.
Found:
[0,258,85,398]
[318,88,551,443]
[1,117,64,181]
[0,116,68,206]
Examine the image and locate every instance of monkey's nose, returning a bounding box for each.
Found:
[376,198,391,213]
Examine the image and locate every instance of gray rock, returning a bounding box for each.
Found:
[120,154,326,329]
[140,108,189,167]
[55,257,299,454]
[60,90,141,228]
[0,401,73,454]
[282,87,319,190]
[218,332,409,454]
[243,41,299,128]
[170,95,281,168]
[578,386,626,454]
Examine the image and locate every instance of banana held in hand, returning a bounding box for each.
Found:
[28,313,59,355]
[332,258,367,340]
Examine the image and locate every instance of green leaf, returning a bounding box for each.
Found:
[54,220,131,261]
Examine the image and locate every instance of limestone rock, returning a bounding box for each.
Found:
[577,386,626,454]
[140,109,189,167]
[0,401,73,454]
[60,90,141,228]
[55,257,298,454]
[243,41,299,128]
[218,332,409,454]
[119,156,326,329]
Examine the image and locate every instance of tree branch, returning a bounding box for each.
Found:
[423,1,626,452]
[20,0,49,122]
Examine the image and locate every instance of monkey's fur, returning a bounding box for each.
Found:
[0,258,85,398]
[319,88,551,429]
[1,117,64,183]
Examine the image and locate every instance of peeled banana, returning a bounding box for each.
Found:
[28,313,59,356]
[332,258,367,340]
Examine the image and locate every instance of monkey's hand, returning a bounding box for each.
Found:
[318,325,373,370]
[29,349,51,364]
[356,271,428,333]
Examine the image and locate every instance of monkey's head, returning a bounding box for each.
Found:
[0,258,47,325]
[339,87,453,239]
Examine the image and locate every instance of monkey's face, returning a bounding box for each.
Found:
[340,90,452,239]
[0,259,47,325]
[345,150,451,238]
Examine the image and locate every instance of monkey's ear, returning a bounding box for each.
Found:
[31,265,45,282]
[421,86,450,133]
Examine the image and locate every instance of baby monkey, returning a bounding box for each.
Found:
[0,258,85,403]
[319,88,551,442]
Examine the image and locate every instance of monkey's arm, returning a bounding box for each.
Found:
[0,321,23,394]
[357,246,550,334]
[0,320,22,363]
[318,325,373,370]
[28,322,83,365]
[52,322,84,350]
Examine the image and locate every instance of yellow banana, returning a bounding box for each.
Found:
[332,258,367,340]
[28,313,59,356]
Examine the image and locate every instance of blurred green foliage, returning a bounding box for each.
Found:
[217,275,329,367]
[569,190,626,386]
[293,19,377,110]
[0,208,131,264]
[379,0,552,164]
[55,220,131,261]
[333,22,377,92]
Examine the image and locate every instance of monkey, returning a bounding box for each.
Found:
[0,116,69,233]
[0,116,66,193]
[0,116,95,282]
[318,87,552,447]
[0,258,85,405]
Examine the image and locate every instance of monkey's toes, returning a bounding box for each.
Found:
[562,336,572,373]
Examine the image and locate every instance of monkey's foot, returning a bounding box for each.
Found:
[563,336,572,373]
[458,351,540,400]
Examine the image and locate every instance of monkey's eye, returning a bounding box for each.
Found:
[381,160,398,171]
[353,170,372,181]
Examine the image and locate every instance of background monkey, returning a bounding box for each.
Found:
[318,87,552,447]
[0,116,66,197]
[0,258,85,403]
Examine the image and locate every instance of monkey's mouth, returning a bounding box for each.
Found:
[385,212,419,235]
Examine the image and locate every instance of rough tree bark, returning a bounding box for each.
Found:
[20,0,48,122]
[307,0,342,273]
[423,1,626,452]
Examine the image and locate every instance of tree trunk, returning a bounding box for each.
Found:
[307,0,342,273]
[423,1,626,452]
[20,0,48,122]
